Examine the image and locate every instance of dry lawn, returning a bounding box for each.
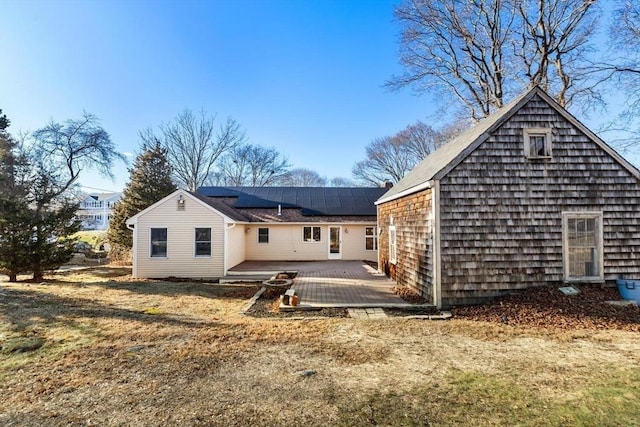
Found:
[1,266,639,426]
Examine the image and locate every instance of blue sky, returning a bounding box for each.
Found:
[1,0,638,193]
[1,0,436,192]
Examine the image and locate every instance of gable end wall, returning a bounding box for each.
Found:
[438,95,640,305]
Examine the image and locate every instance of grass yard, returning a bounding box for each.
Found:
[1,267,639,426]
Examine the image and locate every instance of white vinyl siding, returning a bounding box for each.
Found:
[134,193,226,278]
[245,224,377,262]
[226,224,246,270]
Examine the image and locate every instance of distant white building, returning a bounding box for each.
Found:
[77,193,122,230]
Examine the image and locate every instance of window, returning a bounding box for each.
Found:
[258,227,269,244]
[195,228,211,257]
[150,228,167,257]
[524,128,552,158]
[562,212,603,281]
[365,226,378,251]
[389,225,397,264]
[303,226,321,242]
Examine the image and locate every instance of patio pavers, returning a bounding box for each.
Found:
[229,260,410,308]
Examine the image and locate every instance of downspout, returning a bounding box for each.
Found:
[127,222,137,278]
[432,180,442,309]
[224,222,236,276]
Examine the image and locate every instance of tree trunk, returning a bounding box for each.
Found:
[32,269,44,282]
[9,273,17,282]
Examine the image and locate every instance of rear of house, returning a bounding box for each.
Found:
[377,87,640,308]
[127,187,385,279]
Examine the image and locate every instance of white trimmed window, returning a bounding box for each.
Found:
[562,212,604,282]
[524,128,553,158]
[150,228,167,257]
[389,225,397,264]
[365,226,378,251]
[258,227,269,244]
[303,226,321,242]
[194,228,211,257]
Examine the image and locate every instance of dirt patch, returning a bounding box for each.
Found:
[453,285,640,332]
[245,287,348,318]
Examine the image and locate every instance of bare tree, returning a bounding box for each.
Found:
[144,109,246,191]
[215,144,290,186]
[32,112,125,199]
[328,177,357,187]
[515,0,599,107]
[390,0,514,120]
[604,0,640,150]
[352,121,454,186]
[390,0,602,120]
[280,168,327,187]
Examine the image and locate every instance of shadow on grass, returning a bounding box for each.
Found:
[59,279,260,300]
[0,286,222,333]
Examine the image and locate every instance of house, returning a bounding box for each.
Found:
[376,87,640,309]
[126,186,387,279]
[76,192,122,230]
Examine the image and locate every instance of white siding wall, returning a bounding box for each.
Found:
[226,224,246,269]
[134,195,226,278]
[245,224,377,261]
[341,225,378,262]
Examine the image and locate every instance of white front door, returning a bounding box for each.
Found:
[328,226,342,259]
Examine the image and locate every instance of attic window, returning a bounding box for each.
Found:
[524,128,552,159]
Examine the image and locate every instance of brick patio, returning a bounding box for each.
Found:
[228,260,413,308]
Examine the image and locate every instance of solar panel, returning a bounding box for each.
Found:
[196,186,388,216]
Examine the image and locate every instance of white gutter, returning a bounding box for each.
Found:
[375,180,435,205]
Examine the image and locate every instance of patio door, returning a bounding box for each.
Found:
[328,226,342,259]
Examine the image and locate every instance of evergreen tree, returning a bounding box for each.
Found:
[108,141,176,261]
[0,109,32,281]
[1,111,123,281]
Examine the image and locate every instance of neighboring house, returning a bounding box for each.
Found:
[76,192,122,230]
[376,87,640,309]
[126,186,387,279]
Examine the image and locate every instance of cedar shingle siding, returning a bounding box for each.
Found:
[377,89,640,307]
[439,95,640,305]
[378,189,434,302]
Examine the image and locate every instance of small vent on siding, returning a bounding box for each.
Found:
[177,195,186,211]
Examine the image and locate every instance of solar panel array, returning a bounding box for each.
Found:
[197,186,388,216]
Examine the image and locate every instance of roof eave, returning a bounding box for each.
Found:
[375,180,435,205]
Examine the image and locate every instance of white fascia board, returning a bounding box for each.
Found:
[375,180,434,205]
[125,189,237,226]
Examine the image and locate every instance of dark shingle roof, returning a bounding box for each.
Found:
[197,186,386,216]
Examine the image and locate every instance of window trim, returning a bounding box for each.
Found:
[194,227,212,257]
[388,225,397,264]
[257,227,269,244]
[562,211,604,283]
[524,127,553,159]
[365,226,378,251]
[302,226,322,243]
[150,227,168,258]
